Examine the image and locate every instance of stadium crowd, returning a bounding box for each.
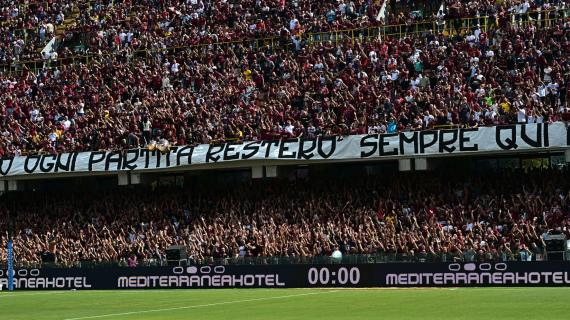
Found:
[66,0,386,54]
[1,7,569,158]
[0,1,79,64]
[0,168,568,267]
[1,1,567,62]
[2,0,386,63]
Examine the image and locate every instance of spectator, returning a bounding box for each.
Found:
[0,1,567,160]
[0,167,567,267]
[128,254,138,267]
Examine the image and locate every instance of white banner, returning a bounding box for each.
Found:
[0,123,568,177]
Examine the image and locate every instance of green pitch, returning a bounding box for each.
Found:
[0,288,568,320]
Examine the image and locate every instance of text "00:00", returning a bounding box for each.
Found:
[307,267,360,285]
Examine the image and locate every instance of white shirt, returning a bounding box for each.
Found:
[474,28,481,41]
[289,18,299,31]
[543,67,552,82]
[119,32,127,43]
[162,77,171,89]
[63,119,71,130]
[31,109,40,122]
[423,114,435,126]
[520,1,530,14]
[390,70,399,81]
[291,36,301,51]
[517,108,527,123]
[473,111,481,122]
[411,77,420,90]
[142,121,151,131]
[548,83,559,95]
[339,2,347,14]
[171,62,180,74]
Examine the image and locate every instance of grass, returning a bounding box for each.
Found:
[0,287,568,320]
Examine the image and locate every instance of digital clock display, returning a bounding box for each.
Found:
[307,267,361,286]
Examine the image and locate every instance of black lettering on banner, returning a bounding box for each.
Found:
[55,153,74,172]
[176,146,194,166]
[459,128,479,152]
[279,139,297,159]
[438,130,458,153]
[223,142,241,161]
[241,142,261,160]
[39,155,56,173]
[261,141,279,158]
[360,134,378,158]
[163,147,174,167]
[496,125,518,150]
[420,131,438,153]
[298,138,317,160]
[70,152,79,171]
[88,152,106,171]
[520,124,542,148]
[152,150,162,168]
[206,144,225,163]
[123,149,140,170]
[105,152,123,171]
[317,136,336,158]
[139,149,151,168]
[399,132,418,155]
[24,155,41,173]
[0,158,14,176]
[380,133,398,156]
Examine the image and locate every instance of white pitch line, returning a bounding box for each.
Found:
[63,290,339,320]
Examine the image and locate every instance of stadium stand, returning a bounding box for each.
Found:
[0,1,79,63]
[0,168,568,267]
[1,1,567,63]
[0,3,568,157]
[0,0,568,271]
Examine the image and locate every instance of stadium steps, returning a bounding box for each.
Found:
[34,5,83,55]
[387,0,442,20]
[55,5,81,38]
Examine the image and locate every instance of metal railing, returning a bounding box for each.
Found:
[4,250,562,269]
[305,8,567,45]
[0,8,567,75]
